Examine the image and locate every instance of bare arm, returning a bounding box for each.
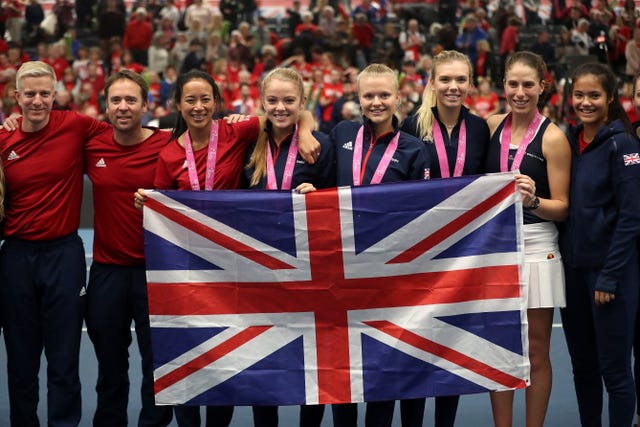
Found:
[532,123,571,221]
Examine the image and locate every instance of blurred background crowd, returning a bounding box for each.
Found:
[0,0,638,132]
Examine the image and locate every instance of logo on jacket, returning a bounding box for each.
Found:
[95,158,107,168]
[342,141,353,150]
[623,153,640,166]
[424,168,431,179]
[7,150,19,161]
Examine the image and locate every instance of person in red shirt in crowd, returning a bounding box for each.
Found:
[295,11,318,36]
[0,38,9,55]
[0,60,112,427]
[0,51,17,99]
[400,60,425,91]
[282,49,313,81]
[318,67,344,133]
[619,80,639,123]
[251,45,277,84]
[500,16,522,64]
[475,39,497,83]
[609,15,631,73]
[399,18,426,63]
[82,62,106,100]
[109,37,124,74]
[468,76,501,119]
[41,42,69,81]
[124,7,153,66]
[76,80,102,116]
[122,51,146,74]
[228,69,259,106]
[351,12,375,66]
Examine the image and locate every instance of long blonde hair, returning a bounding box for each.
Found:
[246,67,306,187]
[415,50,473,142]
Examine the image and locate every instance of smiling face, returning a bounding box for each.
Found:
[106,78,147,133]
[358,74,399,133]
[503,62,544,116]
[432,60,471,110]
[572,73,610,129]
[176,78,215,132]
[15,75,56,132]
[262,78,305,137]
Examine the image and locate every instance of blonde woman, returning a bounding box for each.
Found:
[244,67,335,427]
[399,49,490,427]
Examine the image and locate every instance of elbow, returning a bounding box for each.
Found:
[553,202,569,222]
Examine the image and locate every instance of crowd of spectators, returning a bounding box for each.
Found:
[1,0,640,131]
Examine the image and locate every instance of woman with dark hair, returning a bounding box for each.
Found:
[631,70,640,427]
[484,51,571,427]
[135,69,320,427]
[562,62,640,427]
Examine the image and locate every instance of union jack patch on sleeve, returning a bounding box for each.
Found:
[624,153,640,166]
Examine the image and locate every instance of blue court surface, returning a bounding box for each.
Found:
[0,229,598,426]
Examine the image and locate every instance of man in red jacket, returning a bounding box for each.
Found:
[123,7,153,66]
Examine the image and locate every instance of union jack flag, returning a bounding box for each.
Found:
[143,172,529,406]
[624,152,640,166]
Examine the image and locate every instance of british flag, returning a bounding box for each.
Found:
[143,172,529,406]
[624,152,640,166]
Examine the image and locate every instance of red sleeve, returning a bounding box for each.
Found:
[154,146,178,190]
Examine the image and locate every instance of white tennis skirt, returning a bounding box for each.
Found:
[522,222,566,308]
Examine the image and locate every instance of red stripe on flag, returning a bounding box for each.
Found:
[305,189,353,404]
[146,265,522,316]
[154,325,272,394]
[364,320,527,389]
[145,196,295,270]
[387,181,516,264]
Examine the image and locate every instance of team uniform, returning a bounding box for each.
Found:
[560,120,640,427]
[333,117,431,187]
[84,127,173,427]
[0,110,110,426]
[330,116,431,427]
[485,114,566,309]
[155,117,260,191]
[154,116,260,427]
[633,121,640,422]
[243,125,335,427]
[242,127,336,191]
[399,106,490,427]
[401,106,489,178]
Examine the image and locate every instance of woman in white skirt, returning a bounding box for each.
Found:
[484,51,571,427]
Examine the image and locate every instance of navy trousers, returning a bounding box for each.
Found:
[174,405,233,427]
[252,404,325,427]
[561,264,638,427]
[85,262,173,427]
[0,233,86,427]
